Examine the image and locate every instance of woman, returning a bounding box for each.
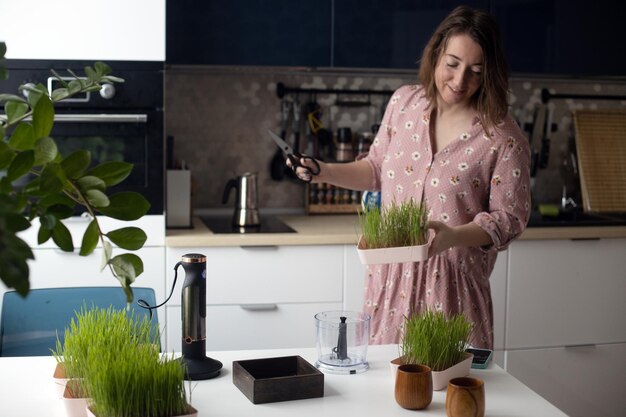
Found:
[294,6,530,349]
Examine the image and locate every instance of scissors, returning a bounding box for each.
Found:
[268,130,321,183]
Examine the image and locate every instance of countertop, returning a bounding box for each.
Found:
[166,214,626,247]
[0,344,567,417]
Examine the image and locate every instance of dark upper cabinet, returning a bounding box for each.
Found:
[333,0,489,69]
[166,0,332,66]
[167,0,626,76]
[493,0,626,77]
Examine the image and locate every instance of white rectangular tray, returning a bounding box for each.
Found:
[356,236,429,265]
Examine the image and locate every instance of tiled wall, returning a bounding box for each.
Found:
[165,66,626,212]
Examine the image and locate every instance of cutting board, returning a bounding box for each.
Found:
[573,109,626,212]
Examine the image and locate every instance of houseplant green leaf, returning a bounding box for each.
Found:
[0,42,149,300]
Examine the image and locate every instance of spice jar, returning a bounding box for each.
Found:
[335,127,353,162]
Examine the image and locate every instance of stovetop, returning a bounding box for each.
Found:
[200,215,296,234]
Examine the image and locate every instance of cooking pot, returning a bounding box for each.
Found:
[222,172,260,227]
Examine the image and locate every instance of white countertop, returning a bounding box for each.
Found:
[166,214,626,247]
[0,344,567,416]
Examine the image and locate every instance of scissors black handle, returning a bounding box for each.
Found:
[288,153,321,183]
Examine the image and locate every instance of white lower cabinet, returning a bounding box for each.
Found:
[164,246,344,351]
[506,343,626,417]
[503,238,626,417]
[165,302,342,352]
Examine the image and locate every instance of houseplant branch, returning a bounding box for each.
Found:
[0,42,149,301]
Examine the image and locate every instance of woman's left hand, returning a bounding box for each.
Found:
[426,221,455,257]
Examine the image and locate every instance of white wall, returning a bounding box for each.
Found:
[0,0,165,61]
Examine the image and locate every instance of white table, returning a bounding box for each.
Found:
[0,345,567,416]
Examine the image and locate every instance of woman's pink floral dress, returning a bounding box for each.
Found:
[363,85,531,349]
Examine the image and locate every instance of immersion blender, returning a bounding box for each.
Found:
[179,253,223,380]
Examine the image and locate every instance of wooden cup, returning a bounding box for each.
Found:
[394,364,433,410]
[445,376,485,417]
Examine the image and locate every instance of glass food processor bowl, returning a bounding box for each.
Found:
[314,310,371,375]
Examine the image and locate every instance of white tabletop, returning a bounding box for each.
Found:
[0,344,567,416]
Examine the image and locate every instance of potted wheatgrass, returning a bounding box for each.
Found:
[357,198,429,264]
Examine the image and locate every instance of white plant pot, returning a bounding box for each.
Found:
[356,236,429,265]
[63,380,89,417]
[390,352,474,391]
[86,404,198,417]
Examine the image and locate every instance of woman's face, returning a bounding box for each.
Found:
[434,33,484,109]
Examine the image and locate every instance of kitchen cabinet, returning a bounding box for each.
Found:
[333,0,488,69]
[166,0,331,66]
[166,0,626,75]
[164,245,343,351]
[503,238,626,417]
[492,0,626,76]
[0,0,165,61]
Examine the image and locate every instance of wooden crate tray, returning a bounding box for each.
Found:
[573,109,626,212]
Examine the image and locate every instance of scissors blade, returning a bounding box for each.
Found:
[268,130,294,155]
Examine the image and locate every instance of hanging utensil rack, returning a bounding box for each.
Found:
[541,88,626,103]
[276,82,394,99]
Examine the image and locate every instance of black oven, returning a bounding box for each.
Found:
[1,59,164,214]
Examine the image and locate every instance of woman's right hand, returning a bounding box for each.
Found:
[287,156,326,183]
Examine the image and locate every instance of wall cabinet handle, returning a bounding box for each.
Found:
[239,304,278,311]
[564,343,597,349]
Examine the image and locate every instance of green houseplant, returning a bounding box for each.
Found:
[357,198,429,264]
[393,310,474,390]
[53,305,194,417]
[0,42,149,301]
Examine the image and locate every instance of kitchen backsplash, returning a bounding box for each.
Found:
[165,66,626,212]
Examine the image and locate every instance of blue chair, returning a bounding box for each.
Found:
[0,286,159,357]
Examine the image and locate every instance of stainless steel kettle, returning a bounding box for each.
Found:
[222,172,260,227]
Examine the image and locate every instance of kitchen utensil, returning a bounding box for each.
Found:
[179,253,223,380]
[268,130,320,183]
[270,99,292,181]
[314,310,370,374]
[222,172,260,227]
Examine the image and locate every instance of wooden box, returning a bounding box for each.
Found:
[232,356,324,404]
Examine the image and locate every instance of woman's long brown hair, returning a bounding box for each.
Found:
[418,6,509,132]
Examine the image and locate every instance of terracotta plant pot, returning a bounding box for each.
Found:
[390,352,474,391]
[394,364,432,410]
[53,362,69,397]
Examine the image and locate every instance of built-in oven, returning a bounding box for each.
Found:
[1,59,164,214]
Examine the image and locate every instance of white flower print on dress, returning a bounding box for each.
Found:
[512,168,521,178]
[399,107,406,114]
[404,166,414,176]
[387,170,395,179]
[450,175,460,185]
[422,113,430,124]
[413,179,423,188]
[373,137,380,147]
[464,147,474,155]
[396,184,404,193]
[434,302,443,311]
[384,155,390,162]
[411,133,420,142]
[430,178,440,187]
[438,193,447,203]
[391,94,400,104]
[394,150,404,159]
[412,151,421,160]
[457,191,468,199]
[458,162,469,171]
[405,121,413,129]
[491,175,502,186]
[439,159,450,166]
[440,213,450,222]
[489,146,497,154]
[460,132,471,141]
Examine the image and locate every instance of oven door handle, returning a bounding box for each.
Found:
[53,114,148,123]
[0,114,148,123]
